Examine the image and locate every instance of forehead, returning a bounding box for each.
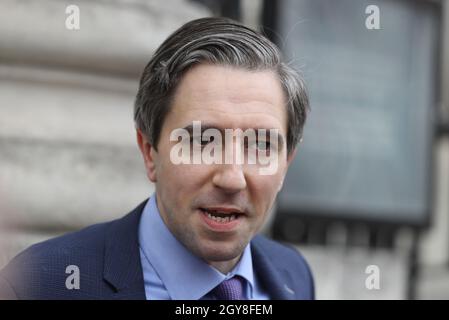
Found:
[166,64,287,131]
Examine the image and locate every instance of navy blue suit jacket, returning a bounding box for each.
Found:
[0,200,314,300]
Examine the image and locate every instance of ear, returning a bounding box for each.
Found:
[286,147,298,167]
[136,128,158,183]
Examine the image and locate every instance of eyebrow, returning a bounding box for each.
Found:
[180,123,285,151]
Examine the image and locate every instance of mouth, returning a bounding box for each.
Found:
[198,207,245,231]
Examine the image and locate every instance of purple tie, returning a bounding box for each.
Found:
[212,276,245,300]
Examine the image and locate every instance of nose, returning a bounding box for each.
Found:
[212,164,247,194]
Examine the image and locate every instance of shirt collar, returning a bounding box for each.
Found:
[138,194,255,300]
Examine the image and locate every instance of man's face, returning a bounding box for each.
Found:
[137,64,296,270]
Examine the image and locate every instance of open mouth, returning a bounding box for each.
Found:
[199,208,244,224]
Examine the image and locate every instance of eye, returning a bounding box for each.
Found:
[247,139,270,151]
[191,135,213,147]
[256,140,270,151]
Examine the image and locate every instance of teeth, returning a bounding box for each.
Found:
[205,210,237,223]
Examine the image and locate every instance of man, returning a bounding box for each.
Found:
[0,17,314,300]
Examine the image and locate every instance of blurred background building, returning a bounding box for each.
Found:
[0,0,448,299]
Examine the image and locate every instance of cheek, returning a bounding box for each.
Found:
[158,162,211,194]
[251,172,285,210]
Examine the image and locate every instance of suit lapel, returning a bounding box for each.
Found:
[103,200,148,299]
[251,237,296,300]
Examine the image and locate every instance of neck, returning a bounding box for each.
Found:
[208,255,241,274]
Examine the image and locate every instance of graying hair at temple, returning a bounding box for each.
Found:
[134,17,309,155]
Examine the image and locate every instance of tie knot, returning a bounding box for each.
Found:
[212,276,245,300]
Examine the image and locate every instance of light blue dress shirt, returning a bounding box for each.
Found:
[138,194,270,300]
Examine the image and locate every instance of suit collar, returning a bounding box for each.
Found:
[251,236,296,300]
[103,200,147,299]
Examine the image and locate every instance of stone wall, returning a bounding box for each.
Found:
[0,0,211,268]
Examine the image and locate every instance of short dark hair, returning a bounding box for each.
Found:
[134,17,309,155]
